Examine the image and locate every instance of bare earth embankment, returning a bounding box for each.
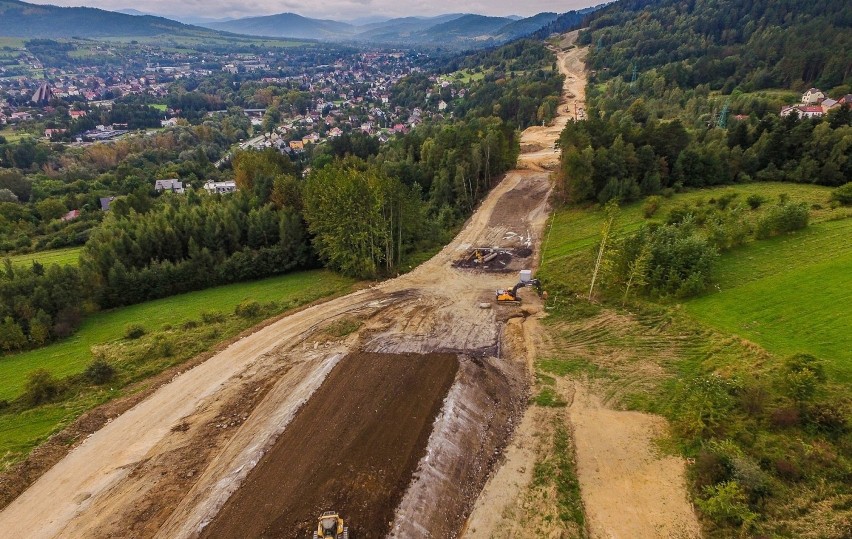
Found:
[0,31,699,539]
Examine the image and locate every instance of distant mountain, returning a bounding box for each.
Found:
[422,14,516,40]
[495,12,559,41]
[200,11,563,47]
[0,0,214,38]
[206,13,355,40]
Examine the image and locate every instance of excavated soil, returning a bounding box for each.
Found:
[199,352,458,539]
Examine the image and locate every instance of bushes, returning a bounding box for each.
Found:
[84,358,115,384]
[696,481,758,529]
[24,369,60,405]
[830,182,852,205]
[755,201,809,239]
[642,195,662,218]
[234,300,262,318]
[609,221,719,299]
[124,324,146,340]
[746,194,765,210]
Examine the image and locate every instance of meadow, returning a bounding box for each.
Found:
[7,246,82,268]
[0,269,357,466]
[539,182,851,379]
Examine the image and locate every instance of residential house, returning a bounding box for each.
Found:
[289,140,305,152]
[801,88,825,104]
[69,110,87,120]
[203,180,237,195]
[154,179,185,194]
[44,128,67,139]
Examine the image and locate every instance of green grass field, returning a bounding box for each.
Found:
[540,183,851,380]
[150,103,168,112]
[0,270,356,401]
[685,218,852,381]
[7,247,82,268]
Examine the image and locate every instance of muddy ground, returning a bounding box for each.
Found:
[200,352,458,539]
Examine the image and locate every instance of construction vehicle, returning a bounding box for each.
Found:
[496,278,542,305]
[313,511,348,539]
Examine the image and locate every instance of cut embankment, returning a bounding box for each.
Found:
[199,352,458,539]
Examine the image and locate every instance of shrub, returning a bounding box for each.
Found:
[746,194,765,210]
[696,481,758,528]
[770,407,801,429]
[24,369,61,406]
[157,339,175,357]
[234,300,262,318]
[200,310,226,324]
[694,450,729,488]
[124,324,146,340]
[755,202,809,239]
[774,458,802,481]
[642,195,662,218]
[661,187,675,198]
[809,401,848,434]
[84,358,116,384]
[830,182,852,205]
[182,319,199,330]
[715,191,738,210]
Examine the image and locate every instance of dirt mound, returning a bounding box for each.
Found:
[199,352,458,539]
[453,248,515,272]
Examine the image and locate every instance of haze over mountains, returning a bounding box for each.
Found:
[203,12,562,45]
[0,0,602,47]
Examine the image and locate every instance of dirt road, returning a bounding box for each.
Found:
[0,31,698,539]
[462,35,702,539]
[0,44,558,539]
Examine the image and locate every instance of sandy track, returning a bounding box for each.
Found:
[463,34,702,539]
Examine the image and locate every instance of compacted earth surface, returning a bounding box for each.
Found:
[0,32,700,539]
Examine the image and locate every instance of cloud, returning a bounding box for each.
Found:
[24,0,598,21]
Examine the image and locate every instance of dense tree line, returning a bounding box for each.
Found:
[0,261,85,351]
[558,105,852,204]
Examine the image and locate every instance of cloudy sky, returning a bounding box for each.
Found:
[25,0,600,22]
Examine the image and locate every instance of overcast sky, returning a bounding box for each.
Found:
[25,0,600,21]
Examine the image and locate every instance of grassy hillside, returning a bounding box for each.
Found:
[538,182,852,536]
[0,269,357,467]
[685,218,852,382]
[0,269,354,401]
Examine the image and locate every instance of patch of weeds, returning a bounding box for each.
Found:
[553,422,585,528]
[324,317,362,338]
[537,372,556,386]
[533,387,567,407]
[124,324,146,340]
[539,357,599,377]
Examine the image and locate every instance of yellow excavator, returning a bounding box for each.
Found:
[496,278,542,305]
[313,511,348,539]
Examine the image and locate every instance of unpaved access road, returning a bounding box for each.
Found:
[0,32,698,539]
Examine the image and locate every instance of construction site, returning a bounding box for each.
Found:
[0,34,700,539]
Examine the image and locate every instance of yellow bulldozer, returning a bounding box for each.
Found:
[313,511,349,539]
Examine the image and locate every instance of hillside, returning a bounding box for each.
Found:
[580,0,852,91]
[0,0,215,38]
[495,12,559,41]
[206,12,355,40]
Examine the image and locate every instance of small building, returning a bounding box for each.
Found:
[44,128,67,139]
[61,209,80,222]
[801,88,825,105]
[154,179,185,194]
[780,104,824,119]
[203,180,237,195]
[99,196,116,211]
[69,110,87,120]
[289,140,305,152]
[438,100,448,111]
